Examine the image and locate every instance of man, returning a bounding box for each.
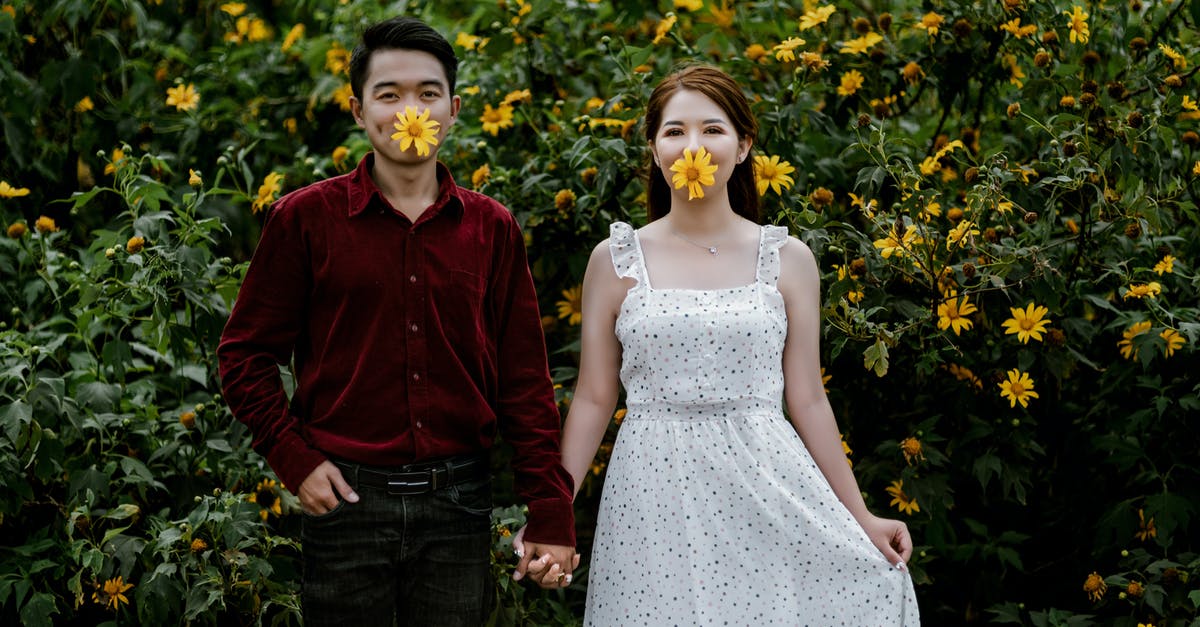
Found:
[217,16,575,625]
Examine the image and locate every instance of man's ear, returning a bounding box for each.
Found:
[350,96,365,129]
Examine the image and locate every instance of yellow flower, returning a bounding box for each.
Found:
[822,367,832,393]
[502,89,531,107]
[1160,328,1185,357]
[1000,18,1038,38]
[165,83,200,112]
[937,290,978,336]
[1001,303,1051,344]
[190,538,208,552]
[1158,43,1187,69]
[1006,54,1025,88]
[899,437,925,465]
[247,478,282,521]
[902,61,924,85]
[1064,6,1089,44]
[326,42,351,75]
[0,180,31,198]
[219,2,246,16]
[92,576,134,611]
[281,23,305,52]
[1152,255,1175,275]
[1126,580,1145,597]
[946,220,979,250]
[916,12,944,36]
[886,480,920,515]
[74,96,95,113]
[332,82,353,112]
[799,51,830,72]
[188,169,203,187]
[653,14,677,45]
[1082,571,1106,602]
[556,284,583,325]
[471,164,491,189]
[479,103,514,136]
[799,5,836,30]
[998,368,1039,408]
[252,172,283,214]
[840,431,852,467]
[836,70,864,96]
[391,106,441,157]
[455,31,485,51]
[328,146,349,172]
[706,0,735,28]
[839,32,883,55]
[1122,282,1162,300]
[744,43,769,63]
[126,236,145,254]
[873,224,918,259]
[753,155,795,196]
[7,222,27,238]
[674,0,702,11]
[1182,95,1198,111]
[1194,160,1200,177]
[613,408,627,425]
[555,189,577,212]
[669,147,719,200]
[947,363,983,389]
[105,147,127,174]
[1135,508,1157,541]
[1061,95,1077,107]
[35,216,59,233]
[774,36,806,62]
[1118,321,1152,360]
[284,117,298,134]
[180,411,196,429]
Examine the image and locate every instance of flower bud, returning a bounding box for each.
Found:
[1182,131,1200,147]
[857,114,872,128]
[877,13,893,31]
[1023,211,1038,224]
[1164,74,1182,88]
[964,167,979,183]
[1129,37,1147,52]
[1063,141,1077,157]
[1126,111,1144,128]
[1033,51,1051,67]
[1124,222,1141,238]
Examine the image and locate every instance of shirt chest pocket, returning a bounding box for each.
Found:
[433,269,487,350]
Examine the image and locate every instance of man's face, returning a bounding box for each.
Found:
[351,48,460,165]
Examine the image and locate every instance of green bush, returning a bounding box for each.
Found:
[1,0,1198,624]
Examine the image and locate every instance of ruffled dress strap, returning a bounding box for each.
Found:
[756,224,791,287]
[608,221,647,285]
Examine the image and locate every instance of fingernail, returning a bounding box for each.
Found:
[894,561,906,572]
[348,492,360,502]
[513,572,522,581]
[564,574,573,584]
[515,549,524,558]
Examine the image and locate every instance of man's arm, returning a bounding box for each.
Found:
[489,216,576,548]
[217,202,327,493]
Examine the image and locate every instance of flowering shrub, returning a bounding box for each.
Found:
[1,0,1198,624]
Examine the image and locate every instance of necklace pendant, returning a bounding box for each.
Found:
[708,247,718,255]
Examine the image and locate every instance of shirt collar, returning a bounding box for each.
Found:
[347,153,462,219]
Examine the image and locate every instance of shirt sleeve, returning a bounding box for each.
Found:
[217,200,327,492]
[490,214,577,547]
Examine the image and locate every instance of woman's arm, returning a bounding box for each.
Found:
[777,237,912,566]
[559,239,628,496]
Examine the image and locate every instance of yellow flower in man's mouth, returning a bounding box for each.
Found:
[391,106,441,157]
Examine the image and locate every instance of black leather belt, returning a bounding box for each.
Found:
[335,454,489,496]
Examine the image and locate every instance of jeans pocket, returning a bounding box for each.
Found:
[301,497,347,523]
[442,476,493,517]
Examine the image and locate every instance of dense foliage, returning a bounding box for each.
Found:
[2,0,1198,624]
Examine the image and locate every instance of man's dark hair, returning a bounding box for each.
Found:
[349,16,458,101]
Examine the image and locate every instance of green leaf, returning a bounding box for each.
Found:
[18,592,57,627]
[862,339,889,377]
[75,382,121,412]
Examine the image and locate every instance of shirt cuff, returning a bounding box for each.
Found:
[521,497,576,547]
[264,430,328,495]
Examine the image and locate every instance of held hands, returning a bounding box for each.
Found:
[860,513,913,571]
[511,526,580,589]
[297,460,360,515]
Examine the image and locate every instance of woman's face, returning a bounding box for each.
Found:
[650,88,749,199]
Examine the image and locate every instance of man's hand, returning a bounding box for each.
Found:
[298,460,360,515]
[511,526,580,588]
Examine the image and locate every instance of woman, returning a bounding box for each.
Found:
[521,64,919,624]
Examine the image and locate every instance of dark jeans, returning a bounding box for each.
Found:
[300,463,494,627]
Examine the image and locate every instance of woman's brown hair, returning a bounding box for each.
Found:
[643,64,759,223]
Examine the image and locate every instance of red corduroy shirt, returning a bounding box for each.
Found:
[217,154,575,546]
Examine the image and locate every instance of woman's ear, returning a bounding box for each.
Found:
[738,137,753,164]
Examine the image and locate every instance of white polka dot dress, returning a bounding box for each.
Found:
[584,222,919,626]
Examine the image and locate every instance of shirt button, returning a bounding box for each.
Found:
[411,323,419,332]
[409,275,417,283]
[415,421,423,429]
[412,372,420,381]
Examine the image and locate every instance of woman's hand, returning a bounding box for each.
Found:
[859,514,913,570]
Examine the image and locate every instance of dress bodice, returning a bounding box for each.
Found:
[608,221,790,417]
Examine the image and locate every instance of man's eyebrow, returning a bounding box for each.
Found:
[370,79,446,91]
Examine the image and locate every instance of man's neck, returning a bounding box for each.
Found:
[371,155,441,223]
